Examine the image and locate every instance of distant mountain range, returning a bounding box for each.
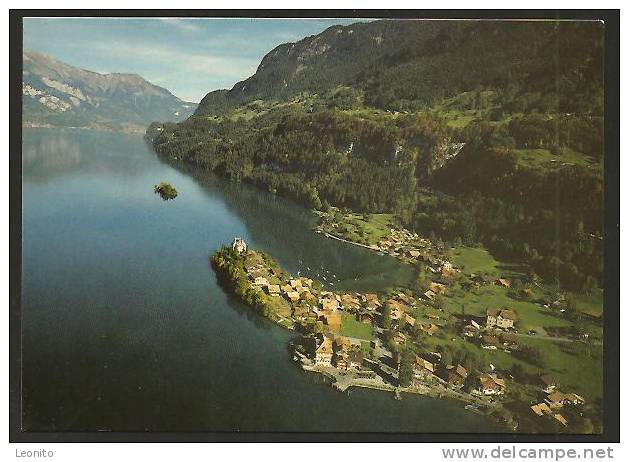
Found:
[22,51,197,133]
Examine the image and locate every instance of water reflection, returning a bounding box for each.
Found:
[23,128,149,183]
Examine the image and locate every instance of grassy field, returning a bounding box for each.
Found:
[318,210,395,246]
[340,313,373,340]
[451,246,501,275]
[512,147,597,170]
[443,284,572,333]
[518,336,603,401]
[572,290,604,318]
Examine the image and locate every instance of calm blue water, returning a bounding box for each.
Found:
[21,128,501,432]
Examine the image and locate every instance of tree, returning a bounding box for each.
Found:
[398,348,415,387]
[382,302,392,330]
[582,275,598,295]
[438,346,453,367]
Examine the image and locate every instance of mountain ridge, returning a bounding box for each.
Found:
[23,51,197,133]
[194,19,603,117]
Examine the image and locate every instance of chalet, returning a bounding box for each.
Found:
[315,335,334,365]
[281,284,292,295]
[553,414,568,427]
[359,311,374,324]
[321,312,342,331]
[394,331,407,345]
[481,335,499,350]
[430,282,447,294]
[531,402,552,416]
[404,314,416,328]
[545,391,566,409]
[443,364,468,387]
[540,374,559,393]
[500,332,518,347]
[252,276,269,287]
[421,323,439,336]
[463,324,478,337]
[497,309,517,328]
[485,308,499,327]
[441,261,456,276]
[486,308,517,329]
[348,350,363,370]
[333,336,351,354]
[292,304,311,320]
[408,249,421,258]
[496,278,512,288]
[301,291,317,304]
[341,294,361,312]
[388,299,406,314]
[363,293,381,310]
[423,290,436,301]
[320,297,340,312]
[232,237,248,254]
[266,285,281,296]
[285,291,300,304]
[413,356,436,380]
[563,393,585,406]
[477,373,506,396]
[396,292,413,306]
[295,284,310,294]
[334,353,348,370]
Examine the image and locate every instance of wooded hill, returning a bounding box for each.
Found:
[148,19,604,292]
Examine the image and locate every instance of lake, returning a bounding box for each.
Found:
[21,128,501,433]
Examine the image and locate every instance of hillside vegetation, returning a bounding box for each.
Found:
[148,19,604,293]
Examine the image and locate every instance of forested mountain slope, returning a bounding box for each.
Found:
[148,19,604,291]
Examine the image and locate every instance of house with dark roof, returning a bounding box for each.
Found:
[476,373,507,395]
[486,308,517,329]
[482,334,500,350]
[540,374,559,393]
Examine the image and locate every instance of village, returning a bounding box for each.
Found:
[313,207,448,267]
[210,237,593,432]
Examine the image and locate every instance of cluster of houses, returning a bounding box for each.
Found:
[461,308,519,352]
[385,291,445,344]
[469,273,513,290]
[309,333,367,372]
[412,351,509,396]
[530,375,585,427]
[372,228,460,278]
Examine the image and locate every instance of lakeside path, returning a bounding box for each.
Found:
[316,231,382,252]
[299,361,510,427]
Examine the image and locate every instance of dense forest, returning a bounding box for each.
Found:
[147,19,604,293]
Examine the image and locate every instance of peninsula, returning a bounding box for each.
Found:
[211,237,600,434]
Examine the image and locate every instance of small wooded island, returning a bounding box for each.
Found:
[211,237,597,434]
[154,181,178,200]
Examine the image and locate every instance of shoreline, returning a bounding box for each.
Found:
[211,245,516,432]
[296,354,513,430]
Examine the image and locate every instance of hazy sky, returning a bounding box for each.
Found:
[23,17,369,103]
